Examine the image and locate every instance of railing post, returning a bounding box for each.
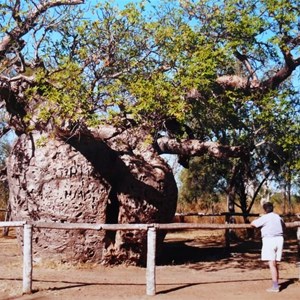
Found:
[23,224,33,294]
[296,227,300,281]
[297,227,300,258]
[3,203,11,236]
[146,226,156,296]
[225,213,230,251]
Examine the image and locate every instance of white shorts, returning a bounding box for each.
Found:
[261,236,284,261]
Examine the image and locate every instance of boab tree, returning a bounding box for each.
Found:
[0,0,299,265]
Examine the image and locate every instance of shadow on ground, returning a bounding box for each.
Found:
[158,235,298,272]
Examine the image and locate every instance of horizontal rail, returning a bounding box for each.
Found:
[156,221,300,230]
[0,221,26,227]
[175,212,260,217]
[175,212,300,218]
[32,222,149,230]
[1,221,300,230]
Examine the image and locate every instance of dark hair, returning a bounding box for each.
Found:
[263,202,273,213]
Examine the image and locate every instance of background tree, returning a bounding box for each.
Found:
[0,110,11,228]
[179,155,230,212]
[0,0,299,265]
[179,89,300,217]
[178,0,300,219]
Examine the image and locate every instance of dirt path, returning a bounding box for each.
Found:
[0,229,299,300]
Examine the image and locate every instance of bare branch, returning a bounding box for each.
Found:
[216,75,247,89]
[0,74,35,83]
[234,50,259,83]
[262,50,298,90]
[215,50,261,91]
[54,122,122,142]
[156,136,245,159]
[0,0,84,57]
[12,0,22,24]
[260,32,300,90]
[88,125,122,140]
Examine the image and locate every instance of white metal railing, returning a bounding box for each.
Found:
[0,221,300,296]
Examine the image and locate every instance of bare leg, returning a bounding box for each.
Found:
[268,260,279,287]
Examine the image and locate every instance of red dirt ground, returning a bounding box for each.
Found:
[0,228,299,300]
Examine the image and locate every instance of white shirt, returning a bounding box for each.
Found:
[251,212,284,238]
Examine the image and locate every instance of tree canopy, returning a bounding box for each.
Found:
[0,0,299,191]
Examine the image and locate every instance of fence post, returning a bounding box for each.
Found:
[146,226,156,296]
[3,203,11,236]
[297,227,300,257]
[225,213,230,250]
[23,224,33,294]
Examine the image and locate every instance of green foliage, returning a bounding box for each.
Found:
[25,62,97,127]
[179,155,230,204]
[2,0,297,134]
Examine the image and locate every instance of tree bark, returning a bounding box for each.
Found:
[7,129,177,265]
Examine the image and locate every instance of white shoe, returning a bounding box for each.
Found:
[266,287,279,293]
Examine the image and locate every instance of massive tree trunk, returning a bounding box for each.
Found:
[7,129,178,265]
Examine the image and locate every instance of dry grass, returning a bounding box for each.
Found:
[176,200,300,223]
[34,258,100,271]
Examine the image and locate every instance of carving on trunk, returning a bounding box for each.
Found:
[7,130,177,265]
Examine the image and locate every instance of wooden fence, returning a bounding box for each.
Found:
[175,212,300,248]
[1,221,300,296]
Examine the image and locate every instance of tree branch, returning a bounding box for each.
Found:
[234,50,259,83]
[0,0,84,57]
[216,75,255,90]
[262,51,298,90]
[215,49,260,91]
[0,74,35,83]
[156,136,245,159]
[12,0,22,25]
[54,122,123,142]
